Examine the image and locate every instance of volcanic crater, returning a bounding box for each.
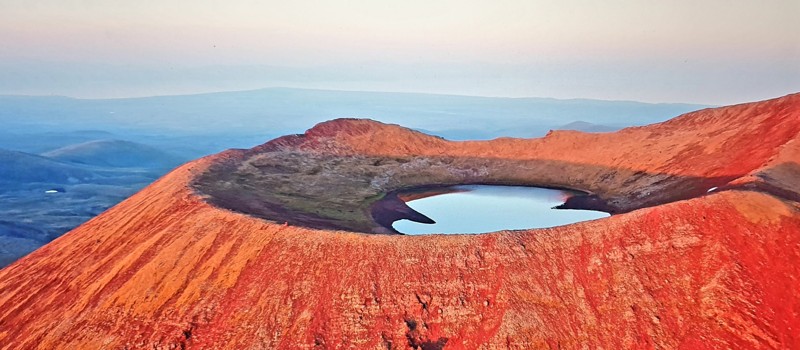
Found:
[192,138,621,234]
[1,94,800,349]
[191,115,739,235]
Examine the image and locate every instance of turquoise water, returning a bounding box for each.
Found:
[393,185,610,234]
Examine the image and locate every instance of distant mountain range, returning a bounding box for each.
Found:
[0,87,711,141]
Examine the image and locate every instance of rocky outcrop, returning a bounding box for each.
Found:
[0,94,798,349]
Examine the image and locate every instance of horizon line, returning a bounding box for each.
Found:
[0,86,723,106]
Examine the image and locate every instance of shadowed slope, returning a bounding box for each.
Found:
[0,94,798,349]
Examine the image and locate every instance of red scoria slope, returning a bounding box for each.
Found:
[1,94,800,349]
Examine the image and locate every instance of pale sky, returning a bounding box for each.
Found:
[0,0,798,104]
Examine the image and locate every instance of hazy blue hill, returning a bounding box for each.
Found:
[0,148,104,184]
[0,148,159,191]
[557,121,619,133]
[42,139,186,170]
[0,130,117,154]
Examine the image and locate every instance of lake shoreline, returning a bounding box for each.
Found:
[371,183,614,234]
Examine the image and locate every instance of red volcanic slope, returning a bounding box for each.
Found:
[0,94,799,349]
